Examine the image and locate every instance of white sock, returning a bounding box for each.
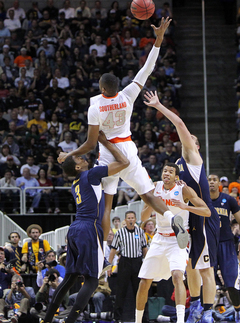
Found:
[135,309,144,323]
[176,304,185,323]
[163,210,174,226]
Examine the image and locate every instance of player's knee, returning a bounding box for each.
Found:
[199,267,214,281]
[139,278,151,293]
[171,270,184,286]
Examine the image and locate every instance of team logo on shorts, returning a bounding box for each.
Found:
[203,255,209,262]
[174,191,179,196]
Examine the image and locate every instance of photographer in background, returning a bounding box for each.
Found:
[0,246,16,323]
[31,269,68,320]
[36,250,65,287]
[4,275,35,323]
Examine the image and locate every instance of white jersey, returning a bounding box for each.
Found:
[154,181,189,234]
[88,82,141,140]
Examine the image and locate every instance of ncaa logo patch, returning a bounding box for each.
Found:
[222,199,226,203]
[174,191,179,196]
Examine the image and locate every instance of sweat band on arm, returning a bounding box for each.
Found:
[133,45,160,86]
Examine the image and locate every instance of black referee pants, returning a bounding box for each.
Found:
[114,256,142,320]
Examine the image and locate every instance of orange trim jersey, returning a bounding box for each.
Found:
[88,82,141,140]
[154,181,189,234]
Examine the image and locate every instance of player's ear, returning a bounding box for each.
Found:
[75,164,81,171]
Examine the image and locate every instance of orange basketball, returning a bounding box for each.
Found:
[130,0,155,20]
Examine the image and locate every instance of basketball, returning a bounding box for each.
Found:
[130,0,155,20]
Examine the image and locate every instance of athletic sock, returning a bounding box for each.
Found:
[163,210,174,225]
[176,304,185,323]
[191,296,200,302]
[135,309,144,323]
[203,304,212,311]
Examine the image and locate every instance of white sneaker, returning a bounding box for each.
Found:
[28,207,34,213]
[157,315,171,322]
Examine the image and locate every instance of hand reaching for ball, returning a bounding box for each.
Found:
[151,17,172,39]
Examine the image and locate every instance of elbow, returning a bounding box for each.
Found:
[205,208,211,217]
[123,159,130,169]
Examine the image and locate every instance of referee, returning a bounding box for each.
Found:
[108,211,147,322]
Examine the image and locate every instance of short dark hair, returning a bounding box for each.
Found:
[101,73,119,96]
[112,216,120,223]
[46,250,56,257]
[164,162,180,176]
[62,156,78,177]
[45,268,60,277]
[125,210,136,218]
[8,231,21,240]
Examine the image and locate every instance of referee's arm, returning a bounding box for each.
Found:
[107,247,117,277]
[142,246,148,258]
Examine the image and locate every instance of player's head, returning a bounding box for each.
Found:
[190,134,201,150]
[162,162,179,185]
[62,155,88,176]
[99,73,119,97]
[208,174,220,192]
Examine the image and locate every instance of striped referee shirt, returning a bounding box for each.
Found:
[111,226,147,258]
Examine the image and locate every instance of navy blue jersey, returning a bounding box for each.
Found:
[71,166,108,224]
[211,192,240,242]
[177,156,220,268]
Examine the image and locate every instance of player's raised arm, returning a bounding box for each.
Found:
[144,91,202,164]
[132,17,171,90]
[58,124,99,164]
[98,131,130,175]
[171,185,211,217]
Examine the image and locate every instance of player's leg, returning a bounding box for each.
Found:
[65,275,98,323]
[42,273,78,323]
[171,270,186,323]
[136,278,153,323]
[102,193,114,241]
[199,267,215,323]
[186,259,203,323]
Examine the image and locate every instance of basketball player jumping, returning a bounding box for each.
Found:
[57,17,189,249]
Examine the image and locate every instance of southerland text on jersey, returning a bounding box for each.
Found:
[99,102,127,112]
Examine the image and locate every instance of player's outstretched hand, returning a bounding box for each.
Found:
[57,152,68,164]
[144,90,160,108]
[98,130,109,146]
[151,17,172,39]
[171,199,187,210]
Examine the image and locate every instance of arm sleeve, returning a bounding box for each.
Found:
[88,166,108,185]
[133,45,160,86]
[43,240,51,252]
[88,105,100,125]
[21,242,28,254]
[122,82,141,106]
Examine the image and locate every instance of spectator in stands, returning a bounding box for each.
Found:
[56,170,75,212]
[14,47,32,68]
[27,110,48,135]
[20,155,39,177]
[41,154,62,185]
[14,67,31,89]
[46,125,60,148]
[59,0,75,19]
[9,110,26,133]
[139,29,155,49]
[89,35,107,57]
[16,167,42,213]
[4,232,23,272]
[37,168,60,214]
[144,154,162,181]
[50,69,69,90]
[0,108,9,135]
[0,155,20,178]
[111,216,121,234]
[36,39,55,59]
[0,44,14,66]
[44,78,65,102]
[3,134,20,157]
[91,0,107,18]
[0,169,18,214]
[7,0,25,20]
[36,250,65,287]
[4,9,21,32]
[0,20,10,45]
[0,144,21,166]
[42,0,58,19]
[138,144,151,165]
[157,141,180,165]
[58,131,78,153]
[5,88,22,112]
[219,176,229,192]
[117,180,139,205]
[66,110,86,143]
[21,224,51,272]
[141,217,156,249]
